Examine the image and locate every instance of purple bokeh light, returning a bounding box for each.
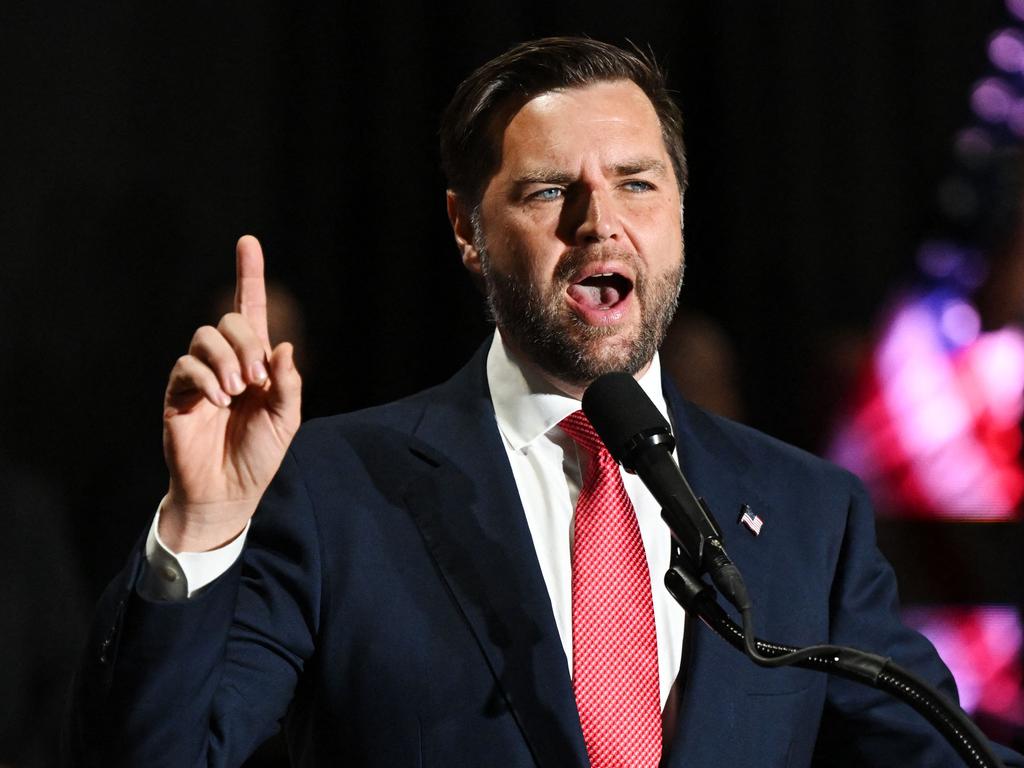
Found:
[940,300,982,346]
[954,127,995,166]
[990,28,1024,73]
[971,77,1016,123]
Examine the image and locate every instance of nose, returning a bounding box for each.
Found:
[573,187,621,245]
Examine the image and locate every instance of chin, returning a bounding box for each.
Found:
[552,328,652,384]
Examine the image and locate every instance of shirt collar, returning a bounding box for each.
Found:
[486,330,671,452]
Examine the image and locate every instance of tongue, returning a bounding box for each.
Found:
[568,283,621,309]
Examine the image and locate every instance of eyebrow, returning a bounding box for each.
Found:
[512,169,575,186]
[612,158,667,177]
[512,158,668,186]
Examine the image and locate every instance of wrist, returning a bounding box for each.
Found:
[159,493,255,553]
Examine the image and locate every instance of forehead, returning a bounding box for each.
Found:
[493,80,668,174]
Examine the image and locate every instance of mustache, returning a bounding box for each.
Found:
[551,246,641,284]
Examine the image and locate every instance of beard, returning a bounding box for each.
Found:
[479,245,685,387]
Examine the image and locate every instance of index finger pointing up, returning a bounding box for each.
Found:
[234,235,271,349]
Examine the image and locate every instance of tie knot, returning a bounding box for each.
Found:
[559,410,607,458]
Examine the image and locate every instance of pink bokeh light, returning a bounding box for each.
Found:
[829,291,1024,519]
[904,605,1024,726]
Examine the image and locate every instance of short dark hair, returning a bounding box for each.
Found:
[440,36,688,208]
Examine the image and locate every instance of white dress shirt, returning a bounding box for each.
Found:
[144,332,685,707]
[486,332,684,708]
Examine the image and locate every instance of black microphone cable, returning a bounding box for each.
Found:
[582,372,1006,768]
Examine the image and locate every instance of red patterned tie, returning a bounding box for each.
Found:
[560,409,661,768]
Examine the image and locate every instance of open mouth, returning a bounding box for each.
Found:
[567,271,634,310]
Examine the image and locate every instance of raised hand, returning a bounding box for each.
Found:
[160,236,302,552]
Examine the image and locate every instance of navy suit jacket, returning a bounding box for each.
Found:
[68,342,1024,767]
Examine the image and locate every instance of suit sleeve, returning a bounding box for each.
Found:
[813,476,1024,767]
[65,447,323,768]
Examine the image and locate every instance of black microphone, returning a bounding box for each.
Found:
[582,372,749,609]
[582,376,1008,768]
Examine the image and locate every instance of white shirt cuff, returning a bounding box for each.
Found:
[140,500,250,600]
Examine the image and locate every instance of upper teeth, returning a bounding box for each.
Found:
[593,272,613,277]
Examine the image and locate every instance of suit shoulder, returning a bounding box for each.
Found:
[284,378,464,477]
[683,401,864,497]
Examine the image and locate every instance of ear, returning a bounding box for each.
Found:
[447,191,483,278]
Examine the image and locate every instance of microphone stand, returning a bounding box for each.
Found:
[579,371,1005,766]
[663,538,1006,768]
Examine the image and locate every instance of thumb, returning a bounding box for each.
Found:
[267,341,302,427]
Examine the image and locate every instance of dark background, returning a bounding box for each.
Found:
[1,0,1019,763]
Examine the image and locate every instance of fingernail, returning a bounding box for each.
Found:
[252,362,268,382]
[229,372,244,393]
[217,391,232,407]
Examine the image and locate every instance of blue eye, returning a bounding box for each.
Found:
[623,180,654,192]
[531,188,563,201]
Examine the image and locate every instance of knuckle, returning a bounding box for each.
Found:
[191,325,217,347]
[216,312,244,332]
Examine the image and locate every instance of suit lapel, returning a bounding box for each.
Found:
[661,382,780,766]
[401,346,588,768]
[394,353,782,767]
[665,383,777,591]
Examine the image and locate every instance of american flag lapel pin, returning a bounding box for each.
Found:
[738,504,764,536]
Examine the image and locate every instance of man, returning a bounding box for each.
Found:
[68,37,1022,767]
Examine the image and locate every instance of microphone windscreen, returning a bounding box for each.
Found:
[582,372,670,464]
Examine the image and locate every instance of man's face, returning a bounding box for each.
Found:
[462,79,684,388]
